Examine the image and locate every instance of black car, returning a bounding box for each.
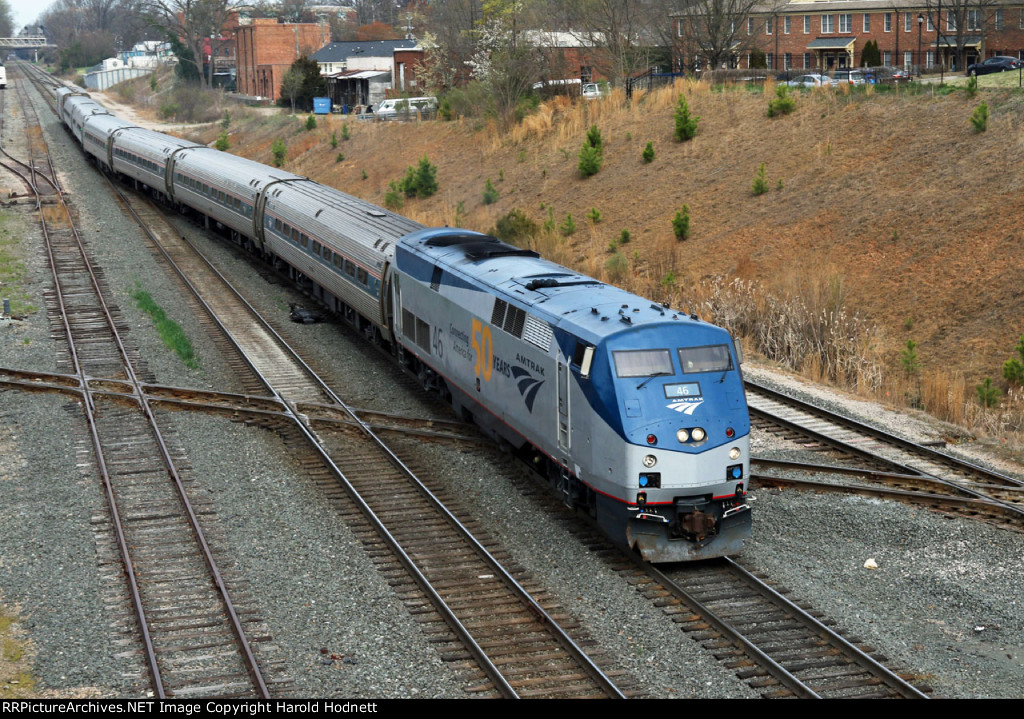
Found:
[967,56,1024,76]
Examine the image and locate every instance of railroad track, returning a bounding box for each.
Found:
[12,64,282,699]
[746,380,1024,504]
[652,558,928,698]
[75,162,633,697]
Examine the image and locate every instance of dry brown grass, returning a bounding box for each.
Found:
[176,77,1024,446]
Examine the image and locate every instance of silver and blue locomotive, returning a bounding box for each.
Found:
[55,85,751,562]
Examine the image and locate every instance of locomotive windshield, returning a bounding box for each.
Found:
[678,345,733,373]
[612,349,673,378]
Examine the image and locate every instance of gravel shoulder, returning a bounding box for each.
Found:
[1,76,1022,699]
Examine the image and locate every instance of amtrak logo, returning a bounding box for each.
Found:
[510,366,545,413]
[667,399,703,415]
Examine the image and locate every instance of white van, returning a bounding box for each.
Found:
[376,96,437,120]
[581,82,604,100]
[0,65,7,89]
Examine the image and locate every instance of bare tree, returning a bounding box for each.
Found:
[922,0,999,72]
[673,0,762,72]
[553,0,660,85]
[141,0,230,86]
[419,0,483,91]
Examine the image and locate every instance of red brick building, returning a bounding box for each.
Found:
[235,18,330,100]
[676,0,1024,74]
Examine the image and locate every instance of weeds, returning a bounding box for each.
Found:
[493,209,538,246]
[586,207,602,223]
[131,284,199,369]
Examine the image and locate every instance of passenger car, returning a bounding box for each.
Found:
[967,56,1024,76]
[832,69,866,85]
[785,74,833,87]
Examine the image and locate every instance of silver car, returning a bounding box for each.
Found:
[785,74,833,87]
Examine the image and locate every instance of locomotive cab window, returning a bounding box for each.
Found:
[612,349,673,378]
[678,345,733,374]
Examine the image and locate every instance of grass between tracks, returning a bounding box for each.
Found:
[130,282,199,369]
[0,605,36,698]
[0,212,38,318]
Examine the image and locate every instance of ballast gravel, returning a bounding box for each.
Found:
[1,80,1022,699]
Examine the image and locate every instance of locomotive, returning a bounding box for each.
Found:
[54,84,751,562]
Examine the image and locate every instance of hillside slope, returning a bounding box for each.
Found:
[189,82,1024,392]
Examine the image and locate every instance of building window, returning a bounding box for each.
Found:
[803,52,811,68]
[863,14,870,33]
[748,17,754,34]
[785,52,792,69]
[839,14,851,33]
[767,52,773,69]
[883,50,891,65]
[785,16,791,34]
[905,12,912,31]
[995,10,1003,30]
[804,15,810,33]
[884,13,892,32]
[904,51,913,69]
[927,16,934,31]
[926,51,934,68]
[822,15,834,33]
[967,9,980,31]
[766,16,773,35]
[947,13,956,32]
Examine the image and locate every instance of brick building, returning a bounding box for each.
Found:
[235,18,330,100]
[675,0,1024,74]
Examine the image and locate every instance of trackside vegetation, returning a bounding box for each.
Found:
[131,283,199,369]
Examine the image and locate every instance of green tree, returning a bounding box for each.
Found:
[970,101,988,133]
[900,339,920,375]
[1002,335,1024,384]
[280,56,327,113]
[976,378,1000,408]
[578,125,604,178]
[641,141,655,163]
[861,40,881,67]
[673,205,690,241]
[482,178,500,205]
[271,138,286,167]
[674,94,699,141]
[751,163,769,195]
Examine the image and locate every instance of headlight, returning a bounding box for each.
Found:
[729,447,741,460]
[642,454,657,468]
[676,429,689,443]
[691,427,706,442]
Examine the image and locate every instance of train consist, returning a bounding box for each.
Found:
[54,84,751,562]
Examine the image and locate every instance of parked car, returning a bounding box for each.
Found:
[967,56,1024,76]
[581,82,605,100]
[375,96,438,120]
[784,74,833,87]
[832,69,866,85]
